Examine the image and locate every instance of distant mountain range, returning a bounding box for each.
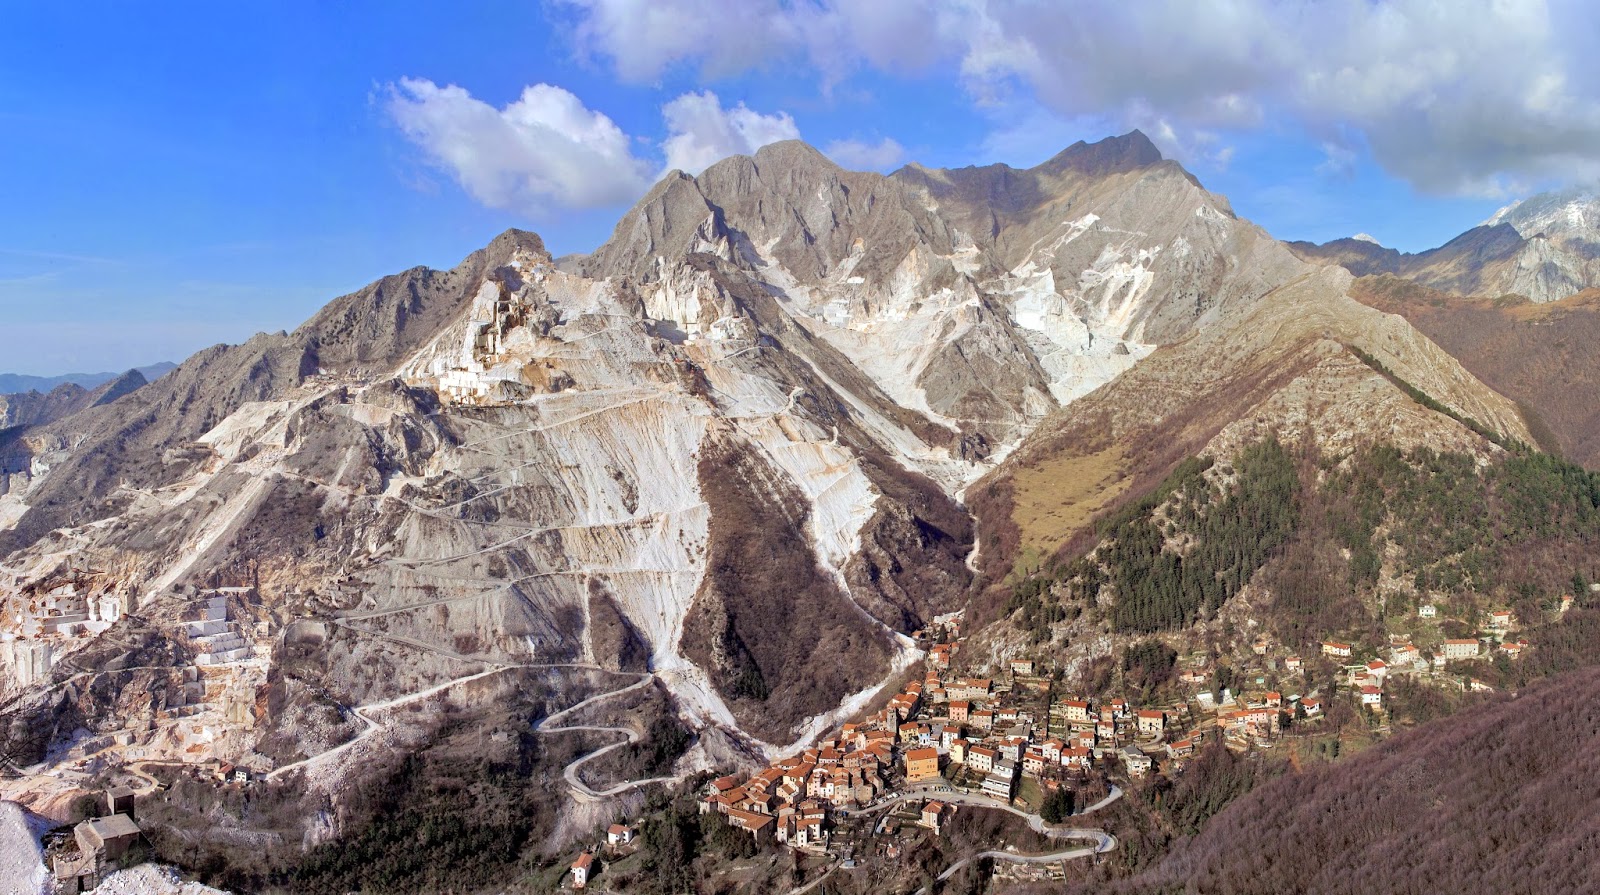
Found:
[1290,188,1600,304]
[0,362,176,395]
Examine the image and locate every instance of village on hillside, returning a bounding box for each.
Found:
[2,567,1580,892]
[563,585,1578,891]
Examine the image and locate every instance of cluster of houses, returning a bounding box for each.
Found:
[692,630,1205,865]
[567,824,637,889]
[568,596,1574,888]
[697,703,906,848]
[1299,602,1550,715]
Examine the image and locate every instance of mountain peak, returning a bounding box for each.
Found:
[1482,186,1600,236]
[751,139,836,170]
[1036,129,1164,177]
[485,227,550,262]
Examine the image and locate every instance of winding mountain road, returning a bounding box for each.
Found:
[264,631,681,802]
[854,782,1123,830]
[858,783,1121,895]
[913,832,1116,895]
[532,671,681,800]
[266,664,513,781]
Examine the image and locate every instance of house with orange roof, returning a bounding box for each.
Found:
[726,808,775,843]
[702,789,741,814]
[886,695,914,721]
[904,746,941,783]
[1060,699,1092,723]
[1136,709,1166,736]
[1061,747,1092,769]
[570,852,595,889]
[792,815,827,850]
[748,768,783,793]
[1022,746,1048,777]
[738,791,777,815]
[921,799,950,834]
[967,745,997,774]
[1441,639,1481,660]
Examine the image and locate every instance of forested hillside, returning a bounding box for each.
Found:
[1353,276,1600,467]
[1004,435,1600,654]
[1085,664,1600,895]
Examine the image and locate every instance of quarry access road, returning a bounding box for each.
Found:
[124,759,190,797]
[296,602,679,799]
[326,617,503,665]
[265,664,514,782]
[533,670,682,800]
[852,783,1124,831]
[912,833,1117,895]
[783,859,842,895]
[263,648,679,800]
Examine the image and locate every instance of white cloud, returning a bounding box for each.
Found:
[560,0,1600,196]
[384,78,652,214]
[660,91,800,174]
[564,0,807,82]
[823,137,906,171]
[1317,142,1359,179]
[386,80,806,212]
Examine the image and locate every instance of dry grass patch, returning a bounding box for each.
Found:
[1010,445,1130,554]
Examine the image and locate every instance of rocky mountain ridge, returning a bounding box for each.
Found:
[1291,186,1600,304]
[0,362,174,397]
[0,133,1540,864]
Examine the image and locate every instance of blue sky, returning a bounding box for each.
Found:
[3,1,1596,376]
